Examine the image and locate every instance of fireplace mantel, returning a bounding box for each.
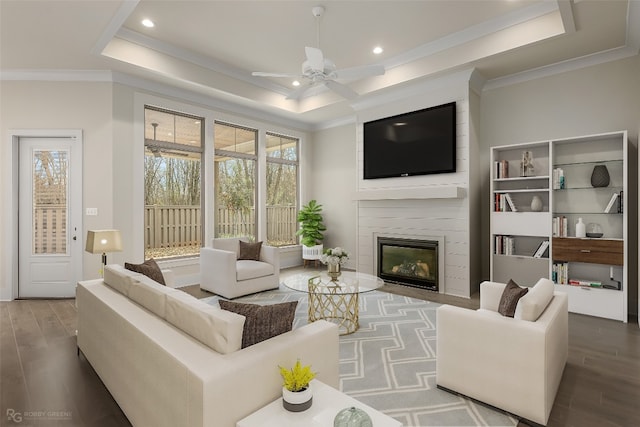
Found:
[353,186,465,201]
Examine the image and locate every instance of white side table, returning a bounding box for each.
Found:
[237,380,402,427]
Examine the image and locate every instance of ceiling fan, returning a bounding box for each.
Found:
[251,6,385,100]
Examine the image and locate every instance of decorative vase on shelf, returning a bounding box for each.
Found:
[327,263,341,281]
[282,385,313,412]
[334,406,373,427]
[530,195,543,212]
[590,164,610,188]
[576,217,586,238]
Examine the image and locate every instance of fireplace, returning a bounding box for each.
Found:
[377,237,438,291]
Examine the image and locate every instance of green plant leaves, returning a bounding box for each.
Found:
[296,199,326,247]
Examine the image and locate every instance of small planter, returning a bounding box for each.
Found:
[302,244,323,260]
[282,385,313,412]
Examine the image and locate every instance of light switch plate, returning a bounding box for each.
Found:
[86,208,98,216]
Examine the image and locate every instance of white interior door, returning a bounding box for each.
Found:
[19,137,82,298]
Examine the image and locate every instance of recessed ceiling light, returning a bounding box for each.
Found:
[142,19,155,28]
[373,46,384,55]
[292,80,301,87]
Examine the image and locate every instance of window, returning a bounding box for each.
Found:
[266,133,299,246]
[214,122,257,240]
[144,106,203,259]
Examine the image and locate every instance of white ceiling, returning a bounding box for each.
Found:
[1,1,638,129]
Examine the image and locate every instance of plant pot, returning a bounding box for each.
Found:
[282,385,313,412]
[327,263,341,281]
[302,244,323,260]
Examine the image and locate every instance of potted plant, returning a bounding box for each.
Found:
[296,200,326,262]
[279,360,316,412]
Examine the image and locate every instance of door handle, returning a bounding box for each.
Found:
[73,236,77,241]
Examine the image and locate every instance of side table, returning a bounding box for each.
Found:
[236,380,402,427]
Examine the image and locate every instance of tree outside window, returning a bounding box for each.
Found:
[266,133,299,246]
[144,107,203,259]
[214,122,257,240]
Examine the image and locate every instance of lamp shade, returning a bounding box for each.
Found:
[86,230,123,254]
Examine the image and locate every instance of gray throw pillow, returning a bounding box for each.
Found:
[218,300,297,348]
[238,240,262,261]
[498,279,528,317]
[124,258,166,285]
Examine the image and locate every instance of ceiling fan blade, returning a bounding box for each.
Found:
[285,81,317,100]
[305,46,324,72]
[333,64,385,80]
[325,80,359,100]
[252,71,301,78]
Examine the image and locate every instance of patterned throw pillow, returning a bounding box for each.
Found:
[124,258,166,286]
[498,279,529,317]
[218,300,297,348]
[238,240,262,261]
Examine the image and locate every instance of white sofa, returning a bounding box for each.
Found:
[436,279,568,426]
[200,237,280,299]
[77,265,339,427]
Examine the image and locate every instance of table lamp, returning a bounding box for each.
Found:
[86,229,123,276]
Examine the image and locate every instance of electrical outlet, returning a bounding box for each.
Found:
[86,208,98,216]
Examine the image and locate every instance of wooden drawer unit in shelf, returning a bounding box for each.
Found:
[552,237,623,265]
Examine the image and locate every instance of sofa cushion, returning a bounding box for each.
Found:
[236,260,274,281]
[515,278,555,322]
[165,291,245,354]
[239,240,262,261]
[219,300,297,348]
[498,279,529,317]
[213,238,240,258]
[128,275,172,318]
[125,258,166,285]
[103,265,138,296]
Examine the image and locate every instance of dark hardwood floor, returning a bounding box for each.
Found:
[1,269,639,427]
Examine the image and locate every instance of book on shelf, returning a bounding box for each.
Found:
[552,216,568,237]
[494,235,515,255]
[495,160,509,179]
[619,190,623,213]
[533,240,549,258]
[568,278,602,287]
[552,168,565,189]
[604,192,619,213]
[552,262,569,284]
[504,193,517,212]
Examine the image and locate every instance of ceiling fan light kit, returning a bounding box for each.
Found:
[251,5,385,100]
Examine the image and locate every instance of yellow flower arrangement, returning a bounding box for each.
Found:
[279,360,316,392]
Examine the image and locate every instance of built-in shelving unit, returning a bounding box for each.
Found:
[490,131,629,322]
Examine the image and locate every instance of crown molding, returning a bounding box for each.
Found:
[0,69,113,81]
[484,45,638,91]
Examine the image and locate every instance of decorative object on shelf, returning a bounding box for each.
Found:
[520,150,535,177]
[530,195,543,212]
[575,218,586,238]
[334,406,373,427]
[586,222,603,238]
[590,164,610,187]
[321,247,350,281]
[279,360,316,412]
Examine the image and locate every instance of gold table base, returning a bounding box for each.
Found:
[308,278,359,335]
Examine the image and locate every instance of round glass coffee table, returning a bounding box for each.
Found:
[282,271,383,335]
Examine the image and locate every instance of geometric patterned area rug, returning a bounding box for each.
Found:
[202,287,517,427]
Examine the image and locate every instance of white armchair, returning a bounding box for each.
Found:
[200,237,280,299]
[436,279,568,426]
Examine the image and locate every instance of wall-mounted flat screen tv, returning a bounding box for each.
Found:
[363,102,456,180]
